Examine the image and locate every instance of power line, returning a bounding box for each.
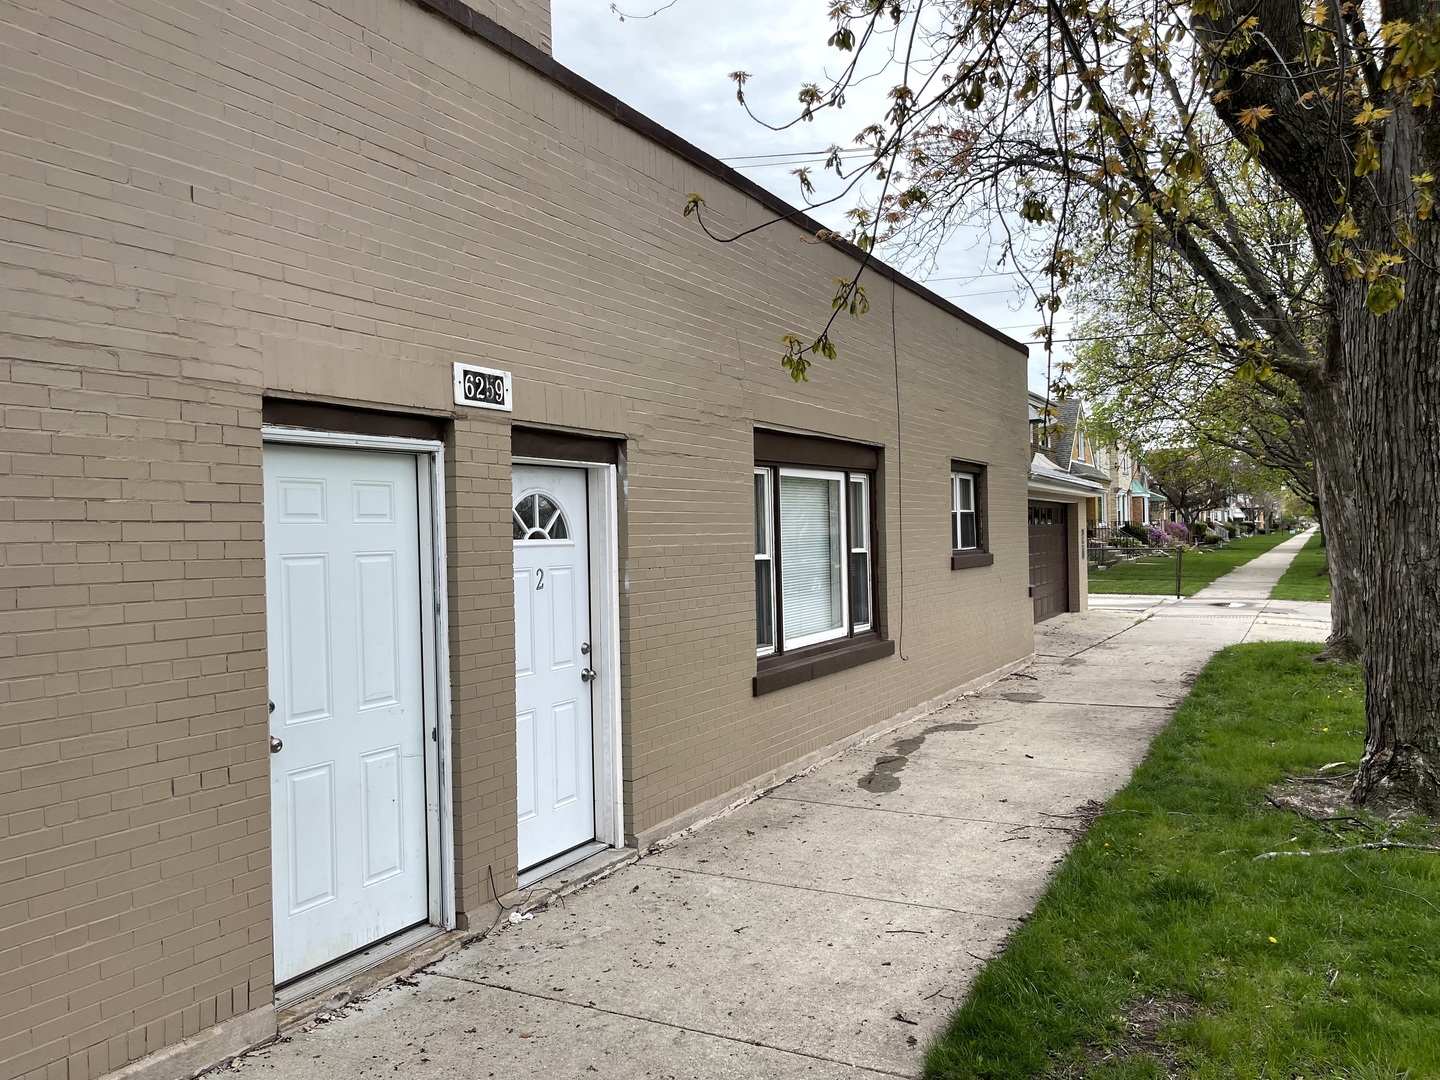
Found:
[721,148,854,161]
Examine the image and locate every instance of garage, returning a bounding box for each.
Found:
[1028,500,1070,623]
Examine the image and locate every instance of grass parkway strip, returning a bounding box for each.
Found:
[1088,531,1293,596]
[924,642,1440,1080]
[1270,532,1332,601]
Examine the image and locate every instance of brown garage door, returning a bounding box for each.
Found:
[1029,501,1069,623]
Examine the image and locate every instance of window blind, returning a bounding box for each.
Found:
[779,474,843,644]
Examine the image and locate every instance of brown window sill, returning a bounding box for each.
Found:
[951,549,995,570]
[753,634,895,696]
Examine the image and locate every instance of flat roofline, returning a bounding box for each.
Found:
[407,0,1029,358]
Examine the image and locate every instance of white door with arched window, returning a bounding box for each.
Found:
[512,464,596,870]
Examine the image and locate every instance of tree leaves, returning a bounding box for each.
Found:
[1365,275,1405,316]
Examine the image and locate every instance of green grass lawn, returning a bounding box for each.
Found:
[925,643,1440,1079]
[1270,532,1331,601]
[1088,531,1293,596]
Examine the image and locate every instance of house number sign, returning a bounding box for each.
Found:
[452,362,513,412]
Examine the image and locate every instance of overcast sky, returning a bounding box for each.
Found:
[550,0,1065,393]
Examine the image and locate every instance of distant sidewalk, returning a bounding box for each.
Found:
[1192,527,1318,600]
[1088,528,1330,645]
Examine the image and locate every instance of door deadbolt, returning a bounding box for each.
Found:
[580,642,590,655]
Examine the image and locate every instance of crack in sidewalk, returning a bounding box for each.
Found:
[428,969,915,1078]
[635,862,1024,922]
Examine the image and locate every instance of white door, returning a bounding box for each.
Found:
[265,444,429,985]
[513,465,596,869]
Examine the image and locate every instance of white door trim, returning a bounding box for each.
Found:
[514,456,624,851]
[262,424,456,936]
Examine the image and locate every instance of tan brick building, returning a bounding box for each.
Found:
[0,0,1035,1076]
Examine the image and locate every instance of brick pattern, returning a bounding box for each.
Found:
[0,364,271,1080]
[0,0,1032,1076]
[476,0,551,52]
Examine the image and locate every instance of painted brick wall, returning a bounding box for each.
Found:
[484,0,551,52]
[0,363,271,1080]
[0,0,1032,1076]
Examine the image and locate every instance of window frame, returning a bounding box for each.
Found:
[847,473,872,634]
[752,431,892,696]
[754,467,777,657]
[950,460,994,570]
[774,465,852,652]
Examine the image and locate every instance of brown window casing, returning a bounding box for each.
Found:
[512,426,621,464]
[753,429,880,471]
[262,398,447,441]
[951,459,995,570]
[753,430,892,696]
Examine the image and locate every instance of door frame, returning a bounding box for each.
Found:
[261,425,457,937]
[513,456,624,852]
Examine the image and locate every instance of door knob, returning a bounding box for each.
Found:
[580,667,597,683]
[270,735,283,754]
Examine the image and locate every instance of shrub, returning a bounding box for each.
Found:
[1121,521,1149,543]
[1145,524,1169,546]
[1162,521,1191,545]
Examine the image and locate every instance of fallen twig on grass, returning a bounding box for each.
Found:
[1254,841,1440,860]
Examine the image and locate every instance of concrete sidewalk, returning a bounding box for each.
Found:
[232,606,1329,1080]
[1090,528,1332,646]
[1192,527,1317,599]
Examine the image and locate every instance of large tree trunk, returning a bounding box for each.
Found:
[1196,4,1440,815]
[1296,354,1364,661]
[1342,187,1440,814]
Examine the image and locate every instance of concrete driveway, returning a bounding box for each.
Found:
[231,602,1328,1080]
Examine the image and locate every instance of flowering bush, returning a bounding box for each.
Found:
[1145,525,1169,546]
[1163,521,1191,545]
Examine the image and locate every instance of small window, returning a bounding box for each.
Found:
[951,462,993,570]
[952,473,978,550]
[848,475,871,633]
[512,492,569,541]
[755,469,776,655]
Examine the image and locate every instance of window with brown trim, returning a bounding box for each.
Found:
[951,461,994,570]
[753,431,893,695]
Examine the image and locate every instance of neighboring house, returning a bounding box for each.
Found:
[1025,393,1103,621]
[1205,494,1277,531]
[1050,399,1112,530]
[0,2,1036,1078]
[1112,455,1157,527]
